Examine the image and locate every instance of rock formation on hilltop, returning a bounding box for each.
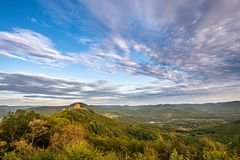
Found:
[68,102,89,110]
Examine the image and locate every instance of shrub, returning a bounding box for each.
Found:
[169,149,184,160]
[49,124,85,151]
[56,141,103,160]
[0,110,40,144]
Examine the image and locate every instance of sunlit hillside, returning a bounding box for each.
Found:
[1,0,240,159]
[0,104,239,159]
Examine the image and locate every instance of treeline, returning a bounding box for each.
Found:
[0,109,239,160]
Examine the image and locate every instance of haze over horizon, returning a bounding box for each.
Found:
[0,0,240,105]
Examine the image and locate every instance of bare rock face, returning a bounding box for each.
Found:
[68,102,88,110]
[72,103,81,109]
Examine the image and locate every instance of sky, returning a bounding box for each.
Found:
[0,0,240,106]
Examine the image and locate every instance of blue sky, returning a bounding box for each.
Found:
[0,0,240,105]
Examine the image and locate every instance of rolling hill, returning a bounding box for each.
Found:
[0,102,239,159]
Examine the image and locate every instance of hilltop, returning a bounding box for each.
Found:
[68,102,89,110]
[0,102,239,159]
[24,102,89,115]
[23,101,240,129]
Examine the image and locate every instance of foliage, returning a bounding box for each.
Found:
[55,141,103,160]
[200,137,239,160]
[25,119,49,147]
[49,124,85,151]
[169,149,184,160]
[0,109,239,160]
[0,110,40,144]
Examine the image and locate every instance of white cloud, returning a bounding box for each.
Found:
[0,28,96,67]
[77,37,92,44]
[2,1,239,104]
[37,0,240,85]
[112,36,129,55]
[0,28,72,65]
[0,72,239,105]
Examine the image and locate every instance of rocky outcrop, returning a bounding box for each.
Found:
[68,102,88,110]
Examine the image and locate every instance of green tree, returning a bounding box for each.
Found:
[25,119,49,147]
[200,137,232,160]
[0,110,40,144]
[169,149,184,160]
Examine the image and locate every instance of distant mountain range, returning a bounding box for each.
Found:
[1,101,240,122]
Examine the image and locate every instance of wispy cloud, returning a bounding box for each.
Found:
[0,72,122,104]
[29,17,51,28]
[0,28,92,67]
[1,1,239,104]
[0,72,239,105]
[0,28,72,66]
[38,1,240,83]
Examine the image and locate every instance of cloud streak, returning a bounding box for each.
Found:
[3,1,239,86]
[0,28,97,68]
[77,0,240,89]
[0,72,239,105]
[1,1,239,104]
[0,28,74,66]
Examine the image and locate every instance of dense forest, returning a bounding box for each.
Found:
[0,106,239,160]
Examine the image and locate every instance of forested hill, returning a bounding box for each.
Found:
[24,101,240,123]
[0,104,239,159]
[1,101,239,120]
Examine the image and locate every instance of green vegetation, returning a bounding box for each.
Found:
[0,106,239,160]
[23,101,240,129]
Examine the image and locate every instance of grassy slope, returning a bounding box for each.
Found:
[1,107,240,159]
